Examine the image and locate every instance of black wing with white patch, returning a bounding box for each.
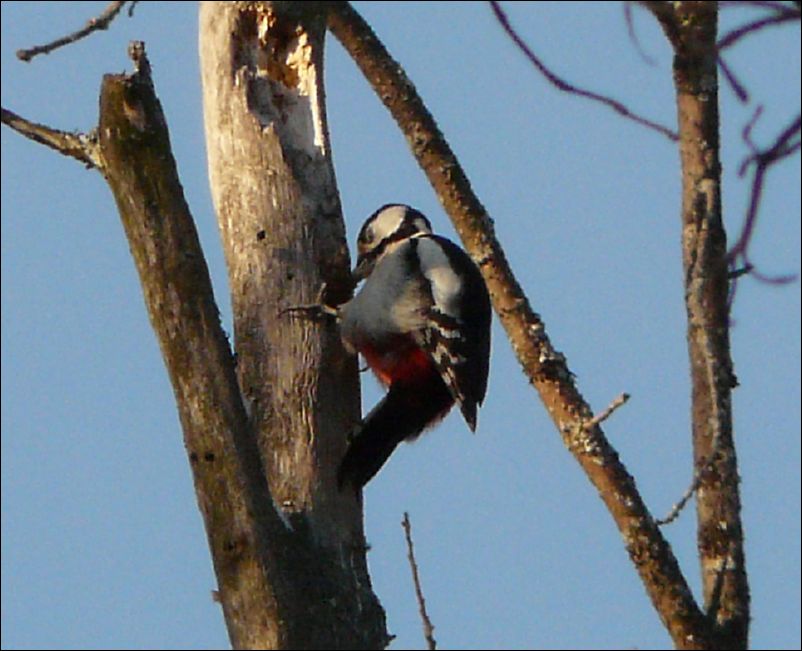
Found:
[408,235,491,430]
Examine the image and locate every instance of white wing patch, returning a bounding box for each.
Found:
[412,236,471,411]
[415,236,462,319]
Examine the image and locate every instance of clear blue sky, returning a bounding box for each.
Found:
[2,2,799,649]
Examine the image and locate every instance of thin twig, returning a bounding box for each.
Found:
[740,105,766,162]
[657,425,729,527]
[656,444,728,526]
[726,112,801,285]
[1,107,102,169]
[658,403,732,527]
[16,1,130,62]
[584,393,630,431]
[718,8,801,51]
[657,472,702,526]
[489,1,678,141]
[623,2,657,66]
[717,56,750,103]
[720,0,801,12]
[717,3,800,103]
[402,513,436,651]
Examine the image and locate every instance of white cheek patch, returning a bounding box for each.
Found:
[370,205,408,241]
[416,238,462,317]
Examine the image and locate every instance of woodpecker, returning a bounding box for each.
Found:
[337,204,491,490]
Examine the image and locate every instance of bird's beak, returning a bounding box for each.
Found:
[352,254,375,282]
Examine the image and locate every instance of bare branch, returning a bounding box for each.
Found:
[584,393,630,431]
[716,2,800,102]
[623,2,657,65]
[16,1,130,62]
[740,105,766,156]
[489,1,678,142]
[95,41,293,647]
[657,440,724,527]
[727,112,801,284]
[657,477,700,526]
[717,56,750,103]
[661,4,750,644]
[402,513,436,651]
[721,0,801,12]
[718,6,800,51]
[1,107,101,169]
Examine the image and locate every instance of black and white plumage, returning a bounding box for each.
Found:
[337,204,491,490]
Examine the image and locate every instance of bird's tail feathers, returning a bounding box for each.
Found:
[337,379,453,490]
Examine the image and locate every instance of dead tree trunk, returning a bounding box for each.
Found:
[198,2,387,648]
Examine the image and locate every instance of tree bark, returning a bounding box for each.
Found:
[663,3,750,648]
[199,2,387,648]
[97,43,290,650]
